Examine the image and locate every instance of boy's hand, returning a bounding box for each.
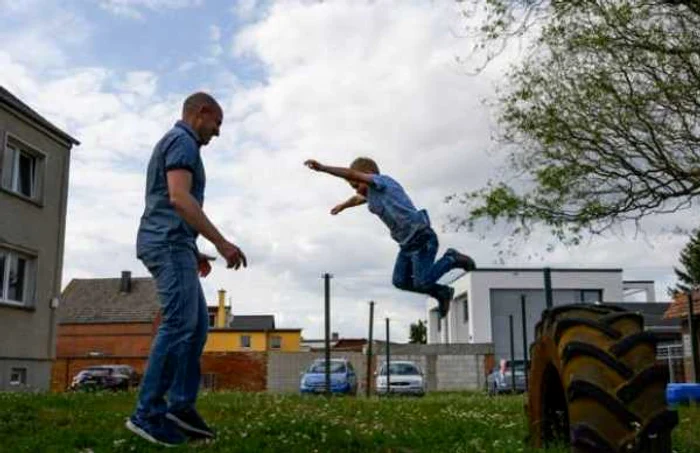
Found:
[197,253,213,277]
[330,204,344,215]
[304,159,324,171]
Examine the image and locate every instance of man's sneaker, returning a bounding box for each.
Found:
[446,248,477,272]
[437,286,455,319]
[166,409,215,439]
[126,415,187,447]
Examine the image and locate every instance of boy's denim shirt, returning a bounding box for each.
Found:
[136,121,205,256]
[367,174,430,247]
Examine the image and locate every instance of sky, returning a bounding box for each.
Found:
[0,0,694,342]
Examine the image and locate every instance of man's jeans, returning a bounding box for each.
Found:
[392,228,456,299]
[134,245,208,422]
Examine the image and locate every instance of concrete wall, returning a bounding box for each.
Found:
[0,98,74,391]
[267,351,368,394]
[429,268,626,345]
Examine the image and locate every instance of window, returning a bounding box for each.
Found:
[270,335,282,349]
[2,138,44,201]
[0,249,36,307]
[456,293,469,323]
[240,335,251,348]
[10,368,27,386]
[581,289,603,303]
[200,373,217,390]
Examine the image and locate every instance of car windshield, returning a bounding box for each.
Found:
[378,363,420,376]
[85,368,112,376]
[308,361,346,374]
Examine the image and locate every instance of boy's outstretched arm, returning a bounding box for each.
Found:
[331,194,366,215]
[304,159,373,184]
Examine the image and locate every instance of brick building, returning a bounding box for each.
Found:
[57,271,159,358]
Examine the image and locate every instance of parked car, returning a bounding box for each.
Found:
[487,359,527,395]
[299,358,358,395]
[375,361,425,396]
[70,365,140,391]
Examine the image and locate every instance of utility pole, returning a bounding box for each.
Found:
[386,318,391,396]
[366,301,375,397]
[324,273,332,395]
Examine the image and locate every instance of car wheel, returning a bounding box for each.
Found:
[527,304,677,452]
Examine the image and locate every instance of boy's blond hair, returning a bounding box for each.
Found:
[350,157,380,174]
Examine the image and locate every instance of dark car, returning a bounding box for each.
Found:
[70,365,140,391]
[487,360,528,395]
[299,358,358,395]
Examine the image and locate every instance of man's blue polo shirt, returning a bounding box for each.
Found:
[136,121,205,256]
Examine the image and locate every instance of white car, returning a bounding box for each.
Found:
[375,360,425,396]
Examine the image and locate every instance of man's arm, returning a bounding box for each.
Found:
[331,194,367,215]
[167,169,247,269]
[304,160,374,184]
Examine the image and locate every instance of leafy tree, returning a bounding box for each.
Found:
[670,230,700,296]
[409,319,427,344]
[452,1,700,247]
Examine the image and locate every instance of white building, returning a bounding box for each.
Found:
[427,268,655,361]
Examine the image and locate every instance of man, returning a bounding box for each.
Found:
[126,92,246,446]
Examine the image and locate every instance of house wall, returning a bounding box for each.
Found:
[266,331,301,352]
[56,323,157,357]
[205,331,269,352]
[0,101,73,391]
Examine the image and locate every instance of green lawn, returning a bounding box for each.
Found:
[1,391,699,452]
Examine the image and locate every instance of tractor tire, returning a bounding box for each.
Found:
[527,304,678,452]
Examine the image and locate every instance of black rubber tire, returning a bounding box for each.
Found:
[527,304,678,452]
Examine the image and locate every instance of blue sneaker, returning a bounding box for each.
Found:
[166,408,215,439]
[126,415,187,447]
[446,248,476,272]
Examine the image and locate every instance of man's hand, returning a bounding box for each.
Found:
[330,204,345,215]
[197,253,215,277]
[304,159,324,171]
[216,240,248,270]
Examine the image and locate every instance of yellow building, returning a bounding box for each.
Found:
[204,290,302,352]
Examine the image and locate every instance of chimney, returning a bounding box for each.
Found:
[120,271,132,293]
[332,332,339,342]
[217,289,226,328]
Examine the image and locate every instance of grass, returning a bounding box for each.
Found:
[0,391,699,452]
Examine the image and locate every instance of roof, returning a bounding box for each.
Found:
[601,302,680,332]
[59,277,159,324]
[227,315,275,331]
[0,86,80,145]
[664,290,700,320]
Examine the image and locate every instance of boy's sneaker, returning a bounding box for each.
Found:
[437,286,455,319]
[166,409,215,439]
[126,415,187,447]
[446,249,477,272]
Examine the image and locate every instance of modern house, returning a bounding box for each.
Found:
[0,86,79,391]
[427,267,676,363]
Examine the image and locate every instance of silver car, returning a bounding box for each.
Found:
[487,360,527,395]
[375,361,425,396]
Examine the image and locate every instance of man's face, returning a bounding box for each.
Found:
[196,105,223,146]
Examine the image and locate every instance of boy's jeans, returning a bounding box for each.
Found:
[392,228,456,299]
[134,245,209,422]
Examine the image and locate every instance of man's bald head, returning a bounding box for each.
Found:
[181,92,223,146]
[182,92,221,117]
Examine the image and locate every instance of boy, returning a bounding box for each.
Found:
[304,157,476,317]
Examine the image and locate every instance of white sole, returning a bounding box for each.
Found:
[166,413,215,438]
[125,419,178,447]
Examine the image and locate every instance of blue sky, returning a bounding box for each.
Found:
[0,0,690,341]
